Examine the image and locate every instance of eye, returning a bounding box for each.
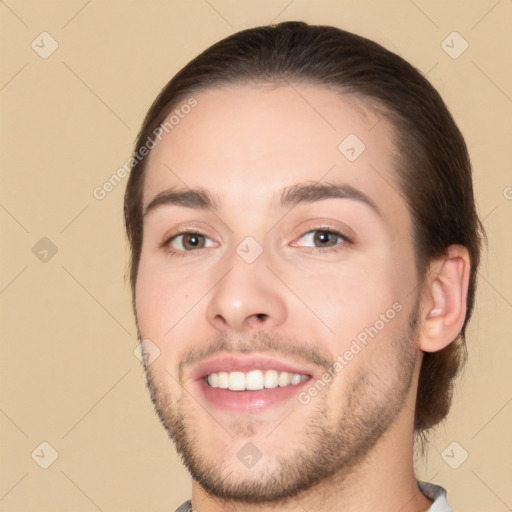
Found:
[292,228,350,252]
[164,231,216,254]
[162,227,351,257]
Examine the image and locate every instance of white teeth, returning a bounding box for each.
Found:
[246,370,264,390]
[208,373,219,387]
[217,371,229,389]
[278,371,292,387]
[291,373,302,385]
[264,369,279,389]
[206,370,308,391]
[228,371,246,391]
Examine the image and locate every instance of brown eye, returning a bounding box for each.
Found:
[167,232,213,252]
[181,233,206,250]
[295,229,348,249]
[313,230,339,247]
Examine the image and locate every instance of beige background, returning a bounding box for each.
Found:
[1,1,511,511]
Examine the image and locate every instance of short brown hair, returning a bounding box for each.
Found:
[124,21,484,435]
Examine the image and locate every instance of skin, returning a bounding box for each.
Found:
[135,83,469,511]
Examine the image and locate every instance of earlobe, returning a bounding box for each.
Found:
[418,245,471,353]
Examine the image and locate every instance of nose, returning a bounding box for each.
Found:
[206,251,287,332]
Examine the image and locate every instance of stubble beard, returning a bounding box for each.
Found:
[142,305,419,504]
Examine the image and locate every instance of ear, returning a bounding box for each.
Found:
[418,244,471,353]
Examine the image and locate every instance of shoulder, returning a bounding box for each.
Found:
[174,499,192,512]
[418,480,454,512]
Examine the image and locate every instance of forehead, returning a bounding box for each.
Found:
[142,83,406,222]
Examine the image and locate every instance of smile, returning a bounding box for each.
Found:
[193,355,316,412]
[205,369,309,391]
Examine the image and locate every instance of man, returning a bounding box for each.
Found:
[124,21,483,511]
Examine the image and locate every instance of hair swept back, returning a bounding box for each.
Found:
[124,21,484,438]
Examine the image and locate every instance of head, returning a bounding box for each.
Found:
[124,21,483,501]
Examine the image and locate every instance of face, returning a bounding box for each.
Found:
[135,84,421,501]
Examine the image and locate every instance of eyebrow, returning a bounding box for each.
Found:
[144,187,219,218]
[280,182,381,217]
[143,182,381,218]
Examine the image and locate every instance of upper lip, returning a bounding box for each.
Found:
[191,354,317,381]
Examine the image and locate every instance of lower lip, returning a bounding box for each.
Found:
[196,377,312,412]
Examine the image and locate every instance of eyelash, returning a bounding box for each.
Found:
[161,226,352,258]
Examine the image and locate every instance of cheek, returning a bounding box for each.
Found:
[289,254,407,346]
[135,262,200,380]
[135,256,188,340]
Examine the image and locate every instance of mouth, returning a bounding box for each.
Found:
[204,369,309,390]
[192,355,315,412]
